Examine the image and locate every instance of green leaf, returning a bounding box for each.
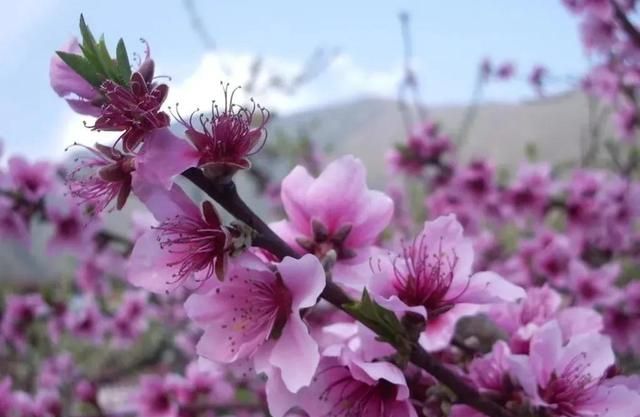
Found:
[78,14,98,63]
[56,51,103,87]
[343,289,411,358]
[97,36,119,79]
[115,38,132,83]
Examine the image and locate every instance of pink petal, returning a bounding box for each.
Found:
[136,128,199,189]
[579,384,640,417]
[270,314,320,393]
[263,368,298,417]
[529,320,563,388]
[556,331,614,380]
[305,155,368,231]
[507,355,539,401]
[421,304,479,351]
[132,182,200,222]
[280,166,314,235]
[456,271,525,304]
[196,323,263,364]
[344,189,394,248]
[276,254,325,309]
[421,215,475,292]
[556,307,604,339]
[127,230,178,294]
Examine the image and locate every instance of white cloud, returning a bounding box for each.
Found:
[168,50,402,115]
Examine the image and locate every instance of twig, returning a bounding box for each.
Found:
[181,168,516,417]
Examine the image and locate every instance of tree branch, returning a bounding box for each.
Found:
[182,168,515,417]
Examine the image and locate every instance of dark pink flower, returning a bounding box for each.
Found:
[177,86,270,180]
[91,72,170,152]
[66,143,135,212]
[136,375,178,417]
[7,156,55,202]
[1,294,47,350]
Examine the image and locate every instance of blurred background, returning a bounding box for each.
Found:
[0,0,603,281]
[2,0,589,165]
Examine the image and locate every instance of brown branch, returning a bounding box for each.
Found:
[181,169,516,417]
[612,1,640,49]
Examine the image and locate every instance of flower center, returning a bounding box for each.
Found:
[155,206,227,287]
[316,365,398,417]
[539,353,596,415]
[392,237,462,316]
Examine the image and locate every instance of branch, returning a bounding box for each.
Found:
[612,1,640,49]
[181,169,515,417]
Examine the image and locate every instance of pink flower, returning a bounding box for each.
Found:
[7,156,55,202]
[50,37,102,116]
[490,285,603,353]
[0,200,30,247]
[66,143,135,212]
[134,128,199,190]
[509,320,640,417]
[65,297,105,342]
[496,62,515,80]
[468,341,513,397]
[580,14,616,51]
[91,72,170,152]
[74,379,98,405]
[506,163,552,220]
[271,155,393,290]
[369,215,524,351]
[185,252,325,393]
[177,85,270,180]
[529,65,547,94]
[136,375,179,417]
[567,261,621,307]
[450,405,488,417]
[128,184,229,293]
[266,354,417,417]
[0,294,47,350]
[46,204,99,255]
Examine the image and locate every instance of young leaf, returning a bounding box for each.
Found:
[78,14,98,63]
[116,39,132,84]
[343,289,412,358]
[95,35,118,80]
[56,51,103,88]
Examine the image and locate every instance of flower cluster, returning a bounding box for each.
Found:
[3,7,640,417]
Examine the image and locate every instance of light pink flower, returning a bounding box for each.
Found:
[266,354,417,417]
[7,156,55,202]
[369,214,524,351]
[46,204,99,256]
[509,320,640,417]
[50,37,102,116]
[128,184,229,293]
[468,341,513,396]
[185,252,325,393]
[136,375,179,417]
[271,155,393,290]
[0,294,48,350]
[567,261,621,307]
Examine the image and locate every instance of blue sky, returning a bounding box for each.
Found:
[0,0,587,160]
